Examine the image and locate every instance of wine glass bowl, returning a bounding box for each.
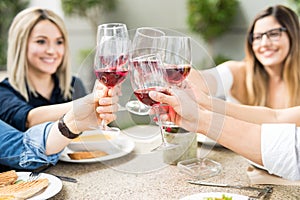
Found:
[161,36,192,87]
[94,23,130,130]
[129,54,177,151]
[126,27,166,116]
[158,36,192,130]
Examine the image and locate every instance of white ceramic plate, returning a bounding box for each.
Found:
[16,172,62,200]
[180,192,248,200]
[59,135,135,163]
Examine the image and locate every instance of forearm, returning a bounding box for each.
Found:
[27,102,72,128]
[202,95,300,125]
[198,110,262,165]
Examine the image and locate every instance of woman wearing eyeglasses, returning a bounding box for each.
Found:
[188,4,300,109]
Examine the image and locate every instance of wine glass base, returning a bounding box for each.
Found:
[151,142,178,152]
[126,100,150,115]
[160,121,179,128]
[100,126,121,134]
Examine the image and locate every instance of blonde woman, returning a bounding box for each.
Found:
[0,7,86,131]
[0,83,118,170]
[189,5,300,108]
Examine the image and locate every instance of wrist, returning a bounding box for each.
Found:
[58,114,82,139]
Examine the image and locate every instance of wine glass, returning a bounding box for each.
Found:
[159,36,192,129]
[94,23,129,131]
[130,54,177,151]
[126,27,165,115]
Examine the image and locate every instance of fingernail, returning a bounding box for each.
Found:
[149,91,156,98]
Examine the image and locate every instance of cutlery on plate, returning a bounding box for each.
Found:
[28,164,77,183]
[51,174,77,183]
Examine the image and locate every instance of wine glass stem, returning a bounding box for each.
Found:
[100,119,106,130]
[154,105,167,144]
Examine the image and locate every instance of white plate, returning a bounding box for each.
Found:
[180,192,248,200]
[67,129,121,152]
[197,135,222,147]
[59,135,135,163]
[16,172,62,200]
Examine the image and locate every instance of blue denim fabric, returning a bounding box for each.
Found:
[0,120,61,170]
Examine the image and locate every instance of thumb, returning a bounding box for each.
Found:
[149,91,170,105]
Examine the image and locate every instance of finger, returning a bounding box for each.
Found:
[99,113,117,124]
[149,91,174,105]
[98,95,119,106]
[96,104,119,114]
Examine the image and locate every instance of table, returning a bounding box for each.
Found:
[48,141,299,199]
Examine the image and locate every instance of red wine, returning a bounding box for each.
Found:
[134,87,170,106]
[165,64,191,85]
[99,54,128,67]
[94,69,128,88]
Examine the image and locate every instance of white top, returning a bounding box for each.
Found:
[205,65,240,103]
[261,123,300,180]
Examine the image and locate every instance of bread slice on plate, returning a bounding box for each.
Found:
[0,170,18,187]
[68,151,108,160]
[0,178,49,199]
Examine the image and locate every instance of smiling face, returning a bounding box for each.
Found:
[252,16,290,70]
[27,20,65,76]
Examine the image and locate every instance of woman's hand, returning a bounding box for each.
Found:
[149,88,202,133]
[64,81,119,133]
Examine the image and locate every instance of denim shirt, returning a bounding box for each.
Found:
[0,120,61,170]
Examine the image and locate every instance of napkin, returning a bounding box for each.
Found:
[246,166,300,185]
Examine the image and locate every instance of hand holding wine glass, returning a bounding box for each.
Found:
[126,27,165,115]
[94,23,129,131]
[130,54,177,151]
[159,36,192,129]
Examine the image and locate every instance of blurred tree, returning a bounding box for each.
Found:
[288,0,300,15]
[61,0,116,35]
[0,0,29,70]
[187,0,239,65]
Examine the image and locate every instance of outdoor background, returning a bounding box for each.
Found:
[0,0,293,80]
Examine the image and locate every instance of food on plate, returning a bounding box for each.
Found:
[0,170,18,187]
[0,178,49,199]
[0,195,16,200]
[72,134,112,142]
[68,150,108,160]
[203,194,233,200]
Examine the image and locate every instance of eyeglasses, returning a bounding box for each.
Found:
[249,27,287,45]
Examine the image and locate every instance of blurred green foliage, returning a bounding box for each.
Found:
[289,0,300,15]
[61,0,116,33]
[0,0,29,70]
[187,0,239,43]
[61,0,116,17]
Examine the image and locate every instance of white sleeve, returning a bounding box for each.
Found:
[215,65,234,98]
[203,65,233,99]
[261,123,300,180]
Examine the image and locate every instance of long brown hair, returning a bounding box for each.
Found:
[245,5,300,107]
[7,7,72,101]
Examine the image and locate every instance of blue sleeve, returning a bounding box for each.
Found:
[0,120,61,170]
[20,122,61,169]
[0,79,33,131]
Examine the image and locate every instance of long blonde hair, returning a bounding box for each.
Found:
[245,5,300,107]
[7,7,72,101]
